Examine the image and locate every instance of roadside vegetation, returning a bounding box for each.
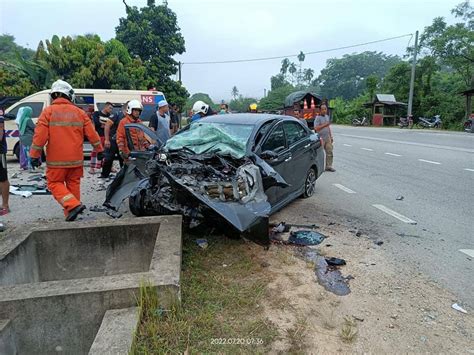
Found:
[131,233,278,354]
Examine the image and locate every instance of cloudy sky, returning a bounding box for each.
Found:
[0,0,461,102]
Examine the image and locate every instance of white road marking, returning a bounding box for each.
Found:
[333,183,356,194]
[343,144,352,147]
[459,249,474,258]
[385,152,402,157]
[361,148,373,151]
[418,159,441,165]
[372,204,417,225]
[338,134,474,153]
[464,168,474,172]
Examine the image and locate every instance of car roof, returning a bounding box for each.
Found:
[202,113,285,125]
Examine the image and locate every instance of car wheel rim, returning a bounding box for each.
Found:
[306,170,316,196]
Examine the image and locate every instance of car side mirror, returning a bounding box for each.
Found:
[260,150,279,160]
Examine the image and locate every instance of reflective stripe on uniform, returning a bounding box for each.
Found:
[91,141,101,147]
[31,144,44,151]
[49,121,84,127]
[60,194,75,205]
[47,160,83,167]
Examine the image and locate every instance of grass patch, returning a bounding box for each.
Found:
[340,316,358,343]
[131,233,278,354]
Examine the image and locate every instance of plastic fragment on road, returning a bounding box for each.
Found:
[396,195,404,201]
[106,210,122,219]
[451,303,467,314]
[89,205,108,213]
[0,222,5,232]
[9,186,32,198]
[325,257,346,266]
[196,239,208,249]
[288,230,325,246]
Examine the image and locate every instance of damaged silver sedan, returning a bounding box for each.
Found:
[105,114,324,243]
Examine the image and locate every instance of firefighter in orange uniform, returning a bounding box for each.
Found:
[116,99,149,161]
[30,80,103,221]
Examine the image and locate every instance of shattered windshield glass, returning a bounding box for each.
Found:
[164,122,254,159]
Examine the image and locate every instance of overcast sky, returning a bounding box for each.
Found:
[0,0,461,102]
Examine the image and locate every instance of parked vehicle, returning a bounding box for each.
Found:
[105,114,325,243]
[464,117,474,133]
[283,91,326,129]
[398,115,413,128]
[352,116,369,126]
[417,115,442,129]
[3,89,166,159]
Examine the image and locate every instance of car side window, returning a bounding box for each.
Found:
[261,124,286,153]
[9,102,45,118]
[284,121,307,146]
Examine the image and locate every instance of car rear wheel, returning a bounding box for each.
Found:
[303,167,317,198]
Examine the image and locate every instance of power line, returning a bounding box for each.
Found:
[182,33,413,65]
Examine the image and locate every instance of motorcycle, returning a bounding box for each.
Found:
[398,115,413,129]
[352,116,369,126]
[417,115,442,129]
[464,118,474,133]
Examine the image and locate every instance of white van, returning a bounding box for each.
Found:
[3,89,166,159]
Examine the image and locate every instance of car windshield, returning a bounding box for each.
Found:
[165,122,254,159]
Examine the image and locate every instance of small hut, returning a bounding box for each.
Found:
[364,94,407,126]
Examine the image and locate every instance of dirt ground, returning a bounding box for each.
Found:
[1,159,473,353]
[261,197,474,353]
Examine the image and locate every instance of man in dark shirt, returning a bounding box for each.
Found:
[0,108,10,215]
[90,102,113,174]
[169,103,180,135]
[100,102,124,178]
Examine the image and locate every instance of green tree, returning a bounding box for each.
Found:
[35,35,146,90]
[0,34,35,64]
[116,2,188,104]
[258,85,295,111]
[229,96,258,112]
[184,93,216,114]
[365,75,379,101]
[418,1,474,87]
[316,51,401,99]
[231,86,239,100]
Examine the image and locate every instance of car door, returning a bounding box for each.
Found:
[258,122,290,205]
[281,121,313,196]
[124,123,160,174]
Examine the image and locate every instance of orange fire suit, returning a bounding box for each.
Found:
[116,115,149,158]
[30,98,103,216]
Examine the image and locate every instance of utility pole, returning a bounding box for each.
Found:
[408,30,419,116]
[264,88,267,98]
[178,61,182,82]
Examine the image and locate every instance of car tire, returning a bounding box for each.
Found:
[303,167,317,198]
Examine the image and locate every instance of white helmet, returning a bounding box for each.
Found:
[127,99,143,115]
[192,100,209,115]
[50,79,75,101]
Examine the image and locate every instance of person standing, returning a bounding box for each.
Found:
[149,100,172,144]
[18,106,37,172]
[30,80,103,221]
[169,103,180,135]
[100,103,124,179]
[0,108,10,216]
[117,100,149,162]
[314,103,335,172]
[191,100,215,122]
[89,103,113,174]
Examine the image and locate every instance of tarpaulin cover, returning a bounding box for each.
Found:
[284,91,322,108]
[165,122,253,159]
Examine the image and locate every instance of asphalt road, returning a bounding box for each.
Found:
[313,125,474,308]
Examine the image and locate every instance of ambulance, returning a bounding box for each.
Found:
[3,89,166,159]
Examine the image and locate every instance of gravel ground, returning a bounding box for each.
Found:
[0,157,129,227]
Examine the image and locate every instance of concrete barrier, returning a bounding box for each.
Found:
[0,216,182,354]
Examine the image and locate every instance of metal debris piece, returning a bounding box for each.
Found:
[396,195,404,201]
